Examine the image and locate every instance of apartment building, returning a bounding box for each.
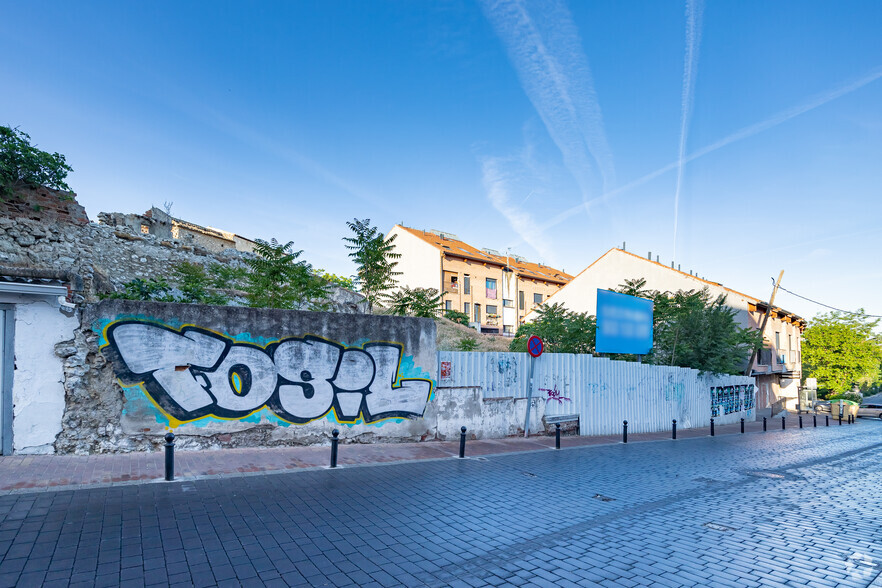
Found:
[531,247,806,412]
[387,226,572,335]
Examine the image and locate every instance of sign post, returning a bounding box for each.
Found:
[524,336,544,437]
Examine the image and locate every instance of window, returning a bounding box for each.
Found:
[140,224,150,234]
[758,348,772,365]
[463,275,470,295]
[464,302,470,316]
[487,305,498,315]
[486,278,497,299]
[519,291,524,310]
[445,300,451,310]
[503,299,513,308]
[533,293,542,305]
[775,331,780,349]
[474,304,481,322]
[503,325,514,335]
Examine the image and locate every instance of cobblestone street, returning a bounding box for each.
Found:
[1,421,881,587]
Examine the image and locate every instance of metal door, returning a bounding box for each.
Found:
[0,307,12,455]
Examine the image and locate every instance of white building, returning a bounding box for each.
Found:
[530,248,806,413]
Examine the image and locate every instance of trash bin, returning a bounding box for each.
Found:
[831,399,859,420]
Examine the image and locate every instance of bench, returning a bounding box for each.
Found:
[543,414,579,435]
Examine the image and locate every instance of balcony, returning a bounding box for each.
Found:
[485,288,497,300]
[444,282,459,294]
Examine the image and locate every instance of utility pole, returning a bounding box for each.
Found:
[745,270,784,376]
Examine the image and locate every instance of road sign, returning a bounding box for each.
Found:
[527,335,544,358]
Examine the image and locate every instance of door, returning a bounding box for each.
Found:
[474,304,481,324]
[0,308,8,454]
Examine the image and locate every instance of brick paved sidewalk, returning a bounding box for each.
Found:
[0,412,854,492]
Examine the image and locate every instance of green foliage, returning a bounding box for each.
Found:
[386,287,442,318]
[1,126,73,198]
[510,303,596,354]
[802,310,882,394]
[173,262,229,305]
[444,310,470,326]
[343,218,400,312]
[101,278,176,302]
[828,391,863,403]
[457,337,479,351]
[612,280,761,374]
[315,269,355,290]
[245,238,329,310]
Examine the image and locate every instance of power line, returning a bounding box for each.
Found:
[773,278,882,318]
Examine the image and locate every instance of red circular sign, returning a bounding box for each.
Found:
[527,335,544,357]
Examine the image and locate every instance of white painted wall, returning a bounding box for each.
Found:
[529,249,753,328]
[0,294,77,454]
[387,226,441,291]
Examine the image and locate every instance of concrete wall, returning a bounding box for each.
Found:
[0,292,79,454]
[57,300,437,453]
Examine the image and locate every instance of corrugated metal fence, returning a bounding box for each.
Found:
[438,352,755,436]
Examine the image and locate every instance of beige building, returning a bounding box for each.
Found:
[100,207,257,254]
[531,247,806,413]
[387,226,572,335]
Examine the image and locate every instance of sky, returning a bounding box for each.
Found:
[2,1,882,322]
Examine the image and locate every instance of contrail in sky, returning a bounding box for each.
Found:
[525,65,882,240]
[672,0,704,263]
[479,0,615,199]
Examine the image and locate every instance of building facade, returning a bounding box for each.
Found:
[532,248,806,412]
[387,226,572,335]
[100,207,257,254]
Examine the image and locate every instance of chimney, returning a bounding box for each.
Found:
[647,251,651,260]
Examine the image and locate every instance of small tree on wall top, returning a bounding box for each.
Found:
[245,238,329,310]
[343,218,400,313]
[0,125,74,198]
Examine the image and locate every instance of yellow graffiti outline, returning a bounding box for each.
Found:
[102,318,435,428]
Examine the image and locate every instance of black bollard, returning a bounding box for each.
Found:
[782,416,786,430]
[330,429,339,468]
[814,414,817,427]
[799,415,803,429]
[672,419,677,440]
[740,418,745,434]
[826,415,829,426]
[763,417,767,431]
[459,426,467,458]
[623,420,628,444]
[164,432,175,481]
[710,418,715,437]
[839,415,842,426]
[555,423,561,450]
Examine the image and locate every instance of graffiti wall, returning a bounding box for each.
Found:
[57,300,438,453]
[437,351,756,435]
[102,321,432,426]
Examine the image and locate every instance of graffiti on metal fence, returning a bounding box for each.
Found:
[540,387,571,405]
[711,384,755,417]
[100,320,433,426]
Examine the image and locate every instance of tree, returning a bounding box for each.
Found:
[386,287,442,318]
[173,262,230,305]
[245,239,328,310]
[1,126,73,198]
[612,281,761,374]
[802,310,882,395]
[444,310,470,326]
[315,269,355,290]
[343,218,400,312]
[510,303,596,354]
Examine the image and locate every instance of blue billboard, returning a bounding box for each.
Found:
[595,289,653,354]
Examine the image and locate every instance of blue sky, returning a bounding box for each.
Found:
[3,1,881,321]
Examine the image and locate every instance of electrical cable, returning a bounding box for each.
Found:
[772,278,882,318]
